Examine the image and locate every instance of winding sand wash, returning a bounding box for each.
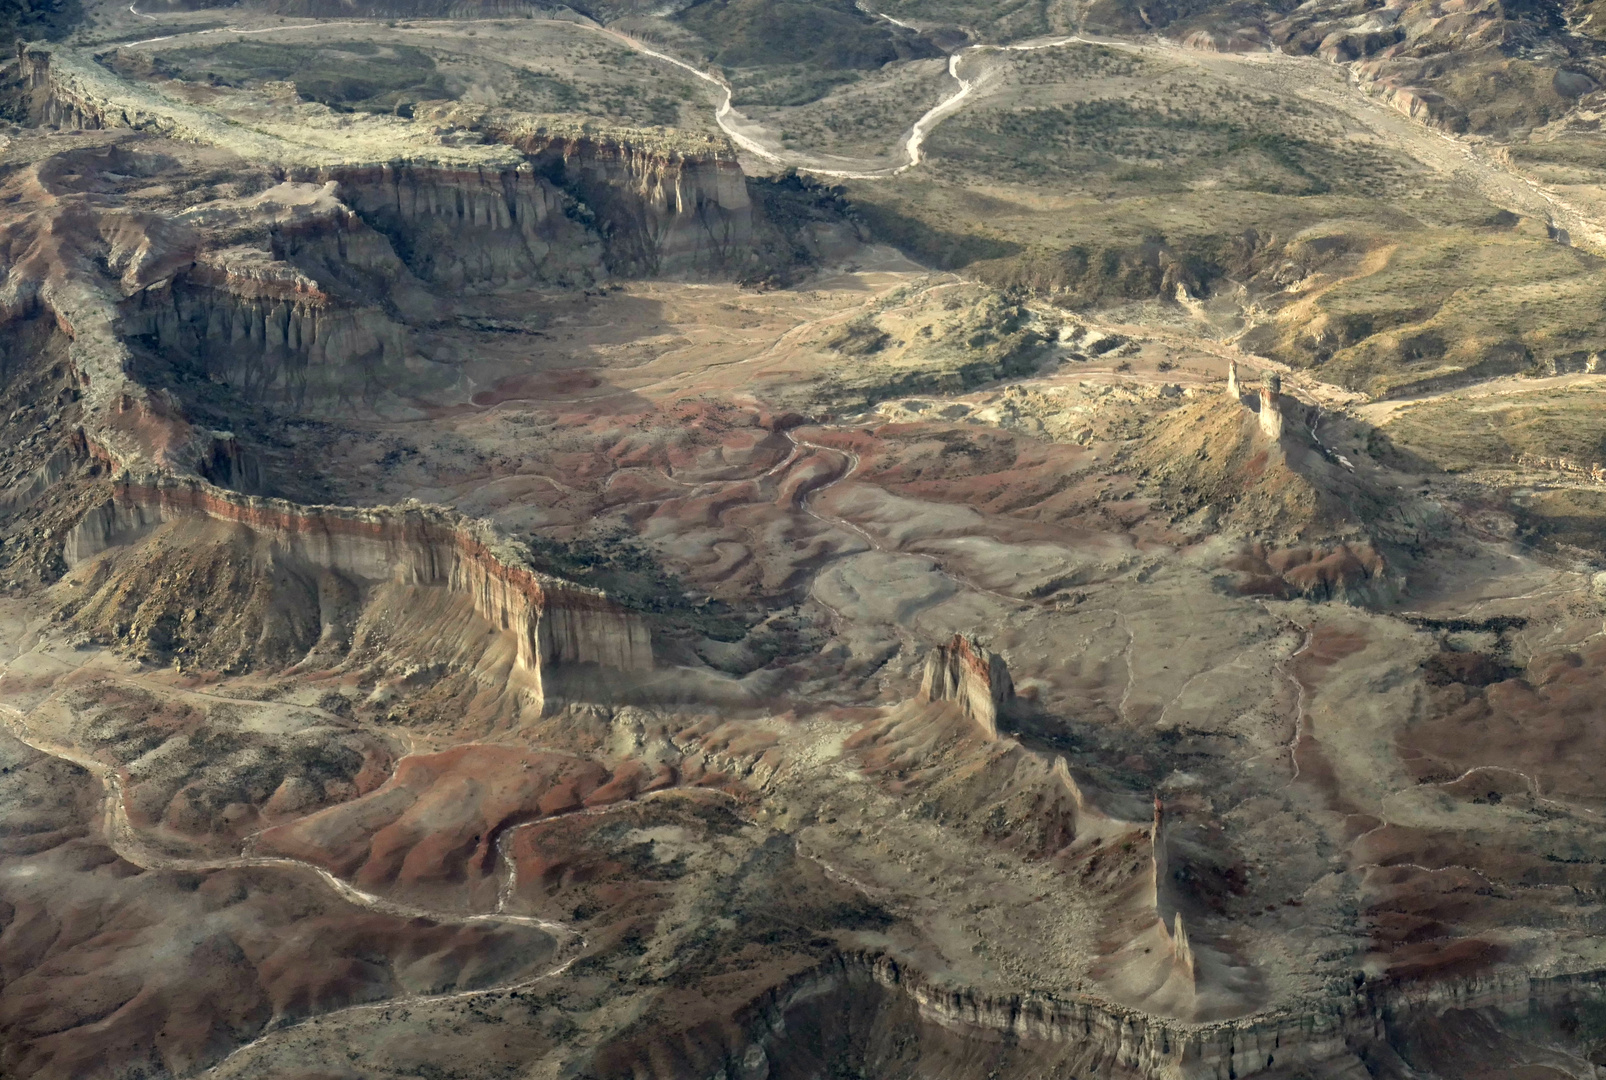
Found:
[0,697,586,1077]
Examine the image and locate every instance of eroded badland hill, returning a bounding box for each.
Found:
[4,0,1606,1076]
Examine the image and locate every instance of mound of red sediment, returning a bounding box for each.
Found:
[1227,540,1386,602]
[0,732,557,1080]
[1355,819,1606,979]
[502,790,745,923]
[61,679,396,849]
[472,369,600,407]
[1401,636,1606,802]
[255,744,683,908]
[818,422,1146,535]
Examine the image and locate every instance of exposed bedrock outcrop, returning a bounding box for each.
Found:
[64,474,652,692]
[13,44,104,130]
[1137,379,1402,603]
[121,274,412,413]
[648,951,1606,1080]
[918,633,1014,738]
[480,118,765,279]
[117,201,448,414]
[319,163,603,289]
[254,188,437,301]
[11,50,842,288]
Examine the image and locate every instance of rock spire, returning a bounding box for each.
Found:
[919,634,1014,739]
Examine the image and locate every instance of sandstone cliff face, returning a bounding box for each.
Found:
[479,115,763,279]
[703,951,1606,1080]
[1147,799,1201,998]
[65,475,652,697]
[12,49,833,290]
[918,634,1014,739]
[15,44,106,131]
[255,186,433,299]
[1257,376,1285,441]
[114,170,588,411]
[322,163,602,289]
[678,950,1365,1080]
[120,264,412,414]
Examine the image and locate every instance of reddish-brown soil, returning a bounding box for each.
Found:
[1401,637,1606,801]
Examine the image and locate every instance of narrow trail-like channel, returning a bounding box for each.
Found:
[114,3,1606,245]
[112,2,1606,251]
[0,694,591,1076]
[784,430,1035,612]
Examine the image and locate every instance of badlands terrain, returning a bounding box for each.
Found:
[3,0,1606,1076]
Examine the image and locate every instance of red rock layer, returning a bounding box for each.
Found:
[917,633,1014,739]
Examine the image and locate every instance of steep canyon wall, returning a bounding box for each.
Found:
[120,266,411,413]
[66,475,653,685]
[319,163,603,289]
[429,106,788,279]
[14,47,791,284]
[710,952,1606,1080]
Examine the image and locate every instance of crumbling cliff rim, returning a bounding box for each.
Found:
[728,950,1606,1080]
[71,471,655,676]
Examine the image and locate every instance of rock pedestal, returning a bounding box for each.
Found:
[1258,372,1284,440]
[918,634,1013,739]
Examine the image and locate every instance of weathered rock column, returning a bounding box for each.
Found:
[1258,372,1284,440]
[918,633,1013,738]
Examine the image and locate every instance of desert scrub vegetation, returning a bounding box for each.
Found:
[123,41,452,113]
[1,0,80,43]
[972,233,1245,305]
[1242,218,1606,396]
[1005,44,1142,82]
[676,0,938,108]
[928,90,1403,196]
[1383,387,1606,473]
[811,292,1048,408]
[1426,55,1572,135]
[846,182,1028,271]
[870,0,1060,43]
[744,59,948,158]
[526,531,751,642]
[729,67,861,108]
[825,318,891,356]
[113,34,704,128]
[531,77,688,128]
[677,0,930,73]
[1512,487,1606,556]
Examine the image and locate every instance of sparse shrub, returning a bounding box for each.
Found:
[825,317,890,356]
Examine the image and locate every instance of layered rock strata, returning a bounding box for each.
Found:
[918,633,1014,738]
[323,163,602,289]
[723,951,1606,1080]
[1050,755,1140,847]
[1148,798,1198,993]
[1257,372,1285,440]
[120,255,412,412]
[13,48,782,283]
[67,474,652,686]
[446,107,768,278]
